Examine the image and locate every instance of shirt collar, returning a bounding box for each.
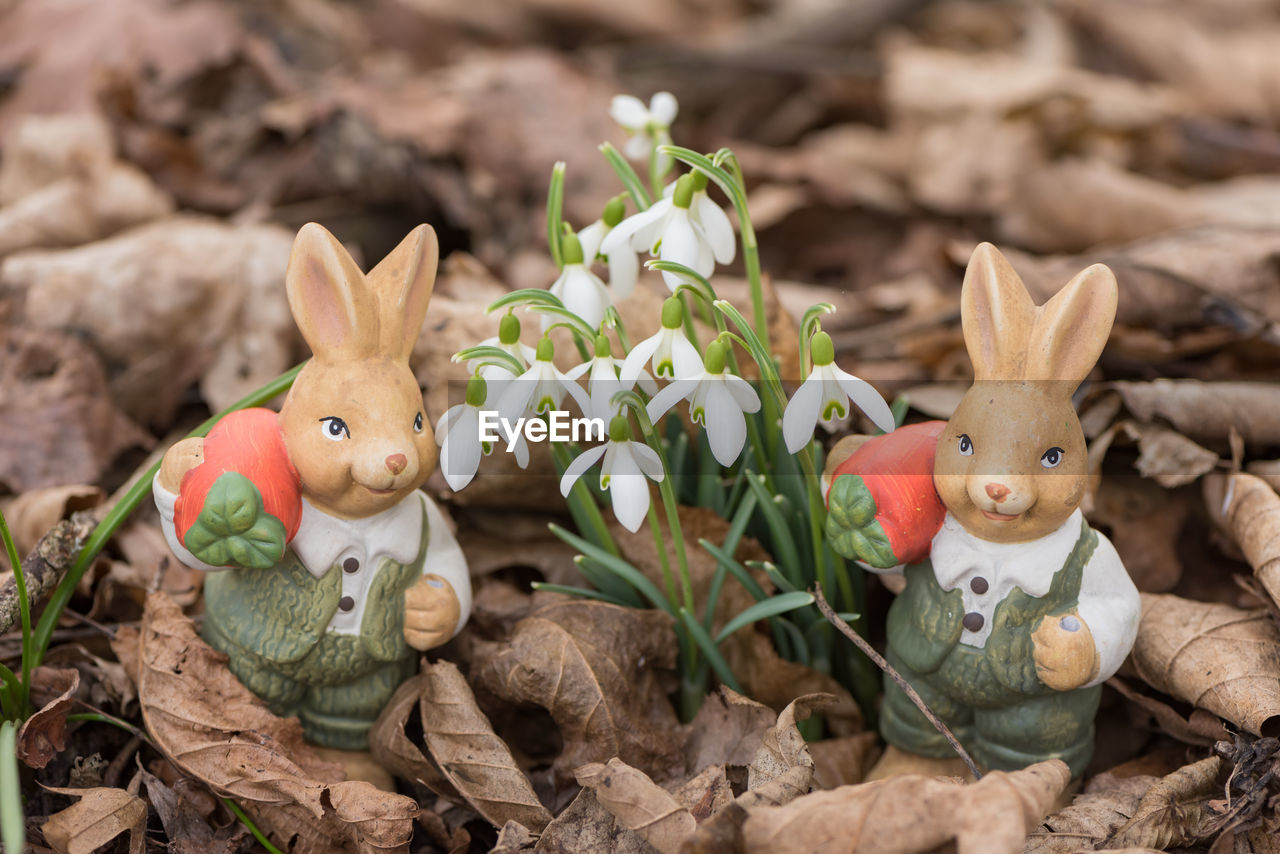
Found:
[930,508,1083,597]
[291,493,424,578]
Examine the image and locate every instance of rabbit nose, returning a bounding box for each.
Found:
[385,453,408,475]
[985,482,1011,503]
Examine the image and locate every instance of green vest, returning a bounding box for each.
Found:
[202,506,430,672]
[886,517,1096,701]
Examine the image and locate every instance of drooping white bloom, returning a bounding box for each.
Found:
[601,173,733,292]
[548,232,611,332]
[495,335,591,427]
[610,91,678,166]
[619,297,703,384]
[437,375,515,490]
[566,334,657,421]
[560,416,665,532]
[782,331,895,453]
[646,340,761,467]
[577,196,638,301]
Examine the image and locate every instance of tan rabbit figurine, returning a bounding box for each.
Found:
[824,243,1140,778]
[152,223,470,783]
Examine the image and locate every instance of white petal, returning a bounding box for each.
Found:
[559,444,607,497]
[607,244,638,301]
[628,200,673,252]
[723,373,762,413]
[558,369,593,415]
[564,360,592,381]
[646,376,700,423]
[658,211,701,291]
[578,220,606,261]
[835,367,896,433]
[619,333,661,385]
[695,193,736,264]
[510,432,530,469]
[624,133,651,160]
[495,370,536,424]
[782,374,824,454]
[635,368,659,395]
[602,203,662,255]
[607,446,651,532]
[649,91,678,125]
[559,266,610,330]
[703,382,748,466]
[434,404,467,445]
[671,333,704,379]
[439,408,482,491]
[610,95,649,129]
[631,442,665,482]
[693,231,715,278]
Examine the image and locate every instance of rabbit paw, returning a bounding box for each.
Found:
[158,436,204,493]
[403,574,460,651]
[1031,613,1099,692]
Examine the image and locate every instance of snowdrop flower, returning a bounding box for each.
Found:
[548,232,612,332]
[576,196,638,301]
[782,331,895,453]
[469,312,537,384]
[567,334,657,421]
[620,297,703,384]
[437,375,505,490]
[646,339,761,467]
[610,91,678,167]
[601,173,734,292]
[496,335,592,425]
[560,415,664,532]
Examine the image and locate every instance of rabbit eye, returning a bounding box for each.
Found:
[1041,447,1063,469]
[958,434,974,456]
[319,416,350,441]
[413,412,424,433]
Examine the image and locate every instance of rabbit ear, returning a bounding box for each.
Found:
[1025,263,1117,387]
[285,223,378,362]
[367,225,439,361]
[961,242,1037,381]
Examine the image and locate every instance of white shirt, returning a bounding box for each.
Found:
[866,509,1139,689]
[154,481,471,638]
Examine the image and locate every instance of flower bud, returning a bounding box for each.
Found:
[703,340,727,374]
[498,312,521,345]
[608,414,631,443]
[603,195,627,228]
[465,374,488,407]
[811,331,835,366]
[536,335,555,362]
[594,333,612,359]
[691,170,709,193]
[660,296,684,329]
[672,174,695,209]
[561,231,585,265]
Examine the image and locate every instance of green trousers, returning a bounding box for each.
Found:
[881,644,1100,777]
[204,619,415,750]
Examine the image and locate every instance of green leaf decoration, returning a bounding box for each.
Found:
[824,475,898,568]
[183,472,286,570]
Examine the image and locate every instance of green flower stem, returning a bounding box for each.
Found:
[550,443,621,558]
[547,161,566,269]
[0,721,22,854]
[678,292,699,350]
[604,307,632,352]
[31,363,305,666]
[599,142,651,210]
[646,502,677,611]
[0,510,30,714]
[222,798,286,854]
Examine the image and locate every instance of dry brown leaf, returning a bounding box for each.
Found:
[2,215,298,426]
[1130,593,1280,737]
[138,767,247,854]
[1025,772,1156,853]
[810,733,880,790]
[1119,421,1220,488]
[672,764,734,823]
[575,759,696,854]
[43,643,136,713]
[368,672,458,797]
[1104,756,1224,849]
[0,112,115,204]
[17,666,79,768]
[1089,477,1190,593]
[1108,677,1226,747]
[724,631,862,737]
[1208,472,1280,613]
[41,786,147,854]
[534,786,655,854]
[491,820,535,854]
[742,694,832,809]
[1111,381,1280,448]
[681,687,776,775]
[135,591,418,854]
[733,759,1070,854]
[418,659,552,832]
[0,327,150,491]
[472,596,684,786]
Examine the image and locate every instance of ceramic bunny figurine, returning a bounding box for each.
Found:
[824,243,1140,779]
[152,223,470,775]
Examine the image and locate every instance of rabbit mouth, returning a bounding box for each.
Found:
[364,485,400,496]
[980,509,1022,522]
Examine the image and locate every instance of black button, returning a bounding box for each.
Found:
[343,557,359,574]
[962,612,984,632]
[970,576,989,594]
[338,596,355,612]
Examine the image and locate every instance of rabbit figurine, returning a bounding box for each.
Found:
[824,243,1140,778]
[152,223,471,771]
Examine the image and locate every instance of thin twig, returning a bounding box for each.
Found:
[812,582,983,779]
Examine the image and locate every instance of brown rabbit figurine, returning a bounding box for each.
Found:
[153,223,470,784]
[824,243,1140,778]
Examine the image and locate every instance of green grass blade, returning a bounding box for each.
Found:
[0,720,24,854]
[572,556,645,609]
[698,540,768,602]
[599,142,652,210]
[749,560,799,594]
[679,609,742,694]
[743,474,803,586]
[714,591,815,644]
[775,617,810,666]
[550,524,675,617]
[546,161,566,268]
[0,508,30,713]
[530,582,635,606]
